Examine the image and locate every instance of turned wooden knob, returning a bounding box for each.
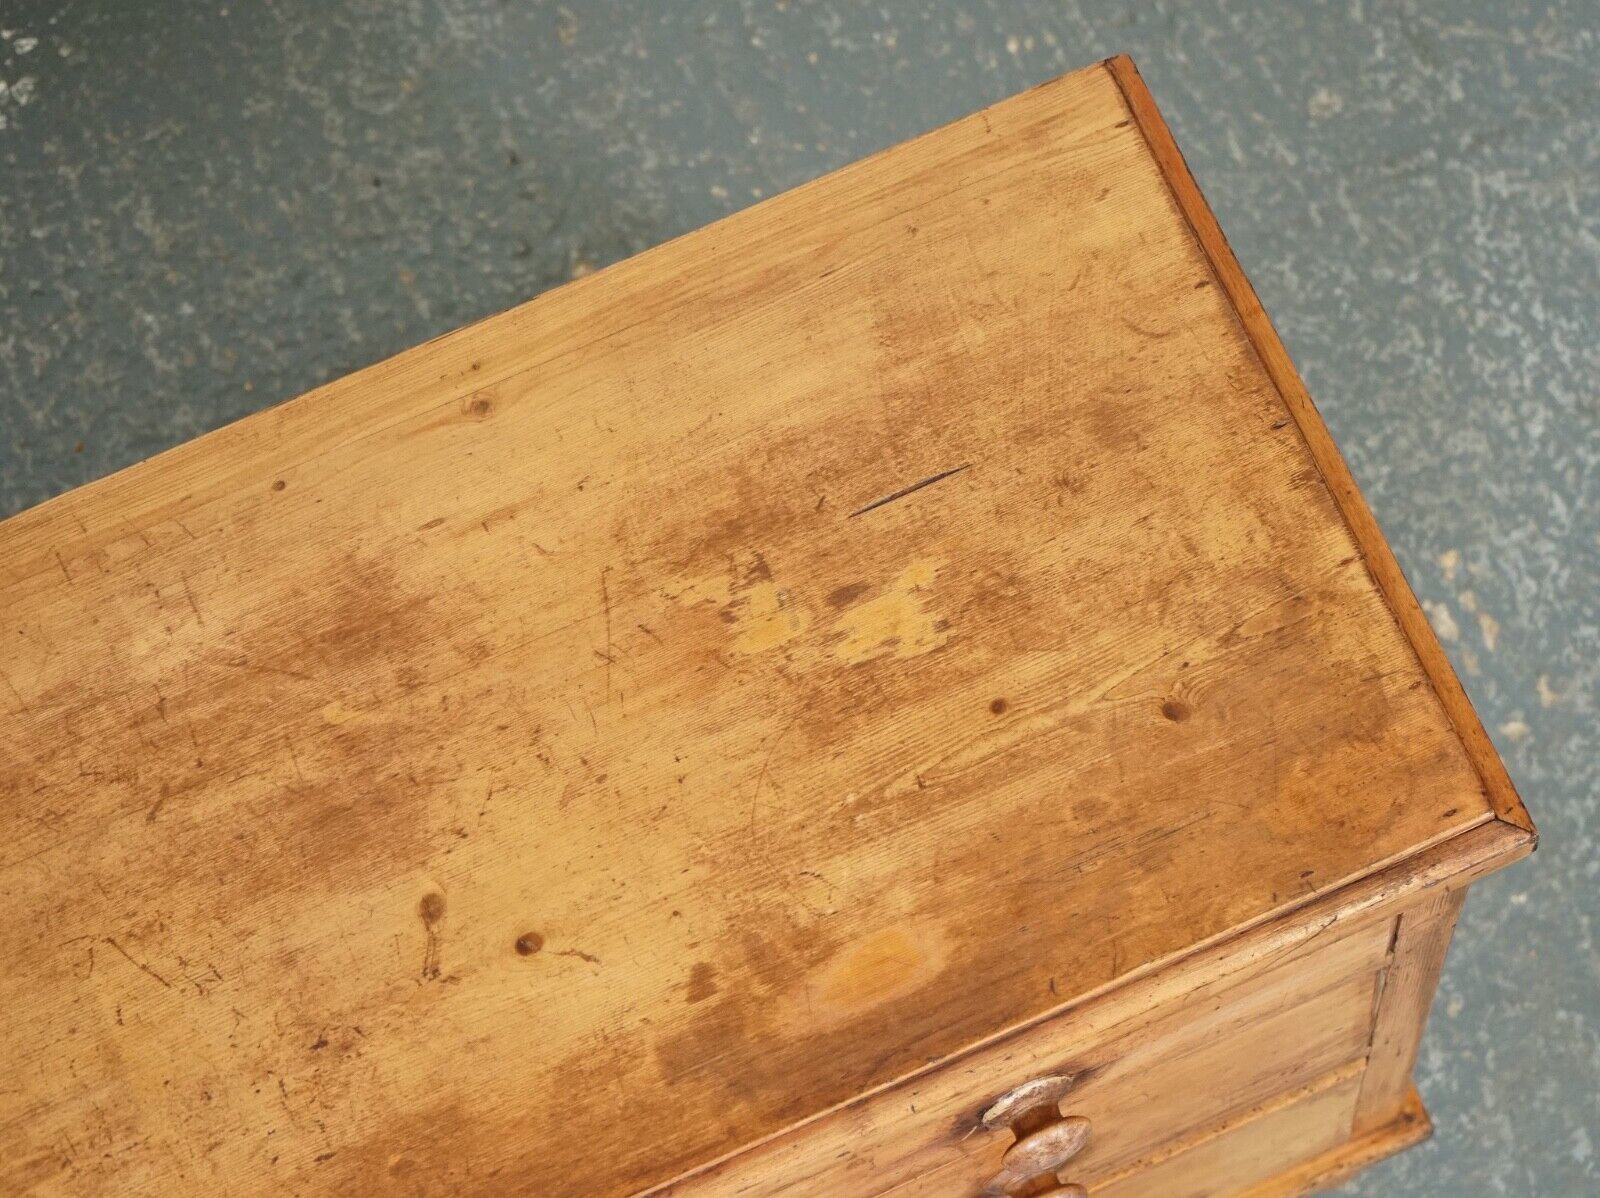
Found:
[982,1074,1078,1127]
[990,1115,1091,1188]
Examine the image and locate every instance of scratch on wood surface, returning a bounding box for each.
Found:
[103,937,173,991]
[600,567,614,701]
[750,696,809,836]
[179,574,205,626]
[1119,315,1175,339]
[419,892,446,980]
[221,658,314,682]
[849,465,971,518]
[0,667,24,713]
[553,948,601,965]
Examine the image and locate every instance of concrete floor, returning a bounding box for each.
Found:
[1,1,1594,1193]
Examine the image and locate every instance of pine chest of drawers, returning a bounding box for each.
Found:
[0,56,1535,1197]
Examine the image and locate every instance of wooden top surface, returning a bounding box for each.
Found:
[0,58,1514,1196]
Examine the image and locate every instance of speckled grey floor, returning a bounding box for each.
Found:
[1,1,1594,1193]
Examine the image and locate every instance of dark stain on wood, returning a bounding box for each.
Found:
[686,962,719,1004]
[828,582,870,608]
[515,931,545,957]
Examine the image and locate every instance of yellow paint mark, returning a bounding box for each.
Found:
[833,560,949,664]
[670,566,810,655]
[730,581,811,654]
[808,926,946,1019]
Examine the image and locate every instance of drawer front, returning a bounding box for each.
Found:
[659,919,1391,1197]
[1089,1069,1363,1198]
[1023,965,1376,1184]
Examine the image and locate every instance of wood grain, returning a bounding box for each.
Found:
[0,58,1521,1196]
